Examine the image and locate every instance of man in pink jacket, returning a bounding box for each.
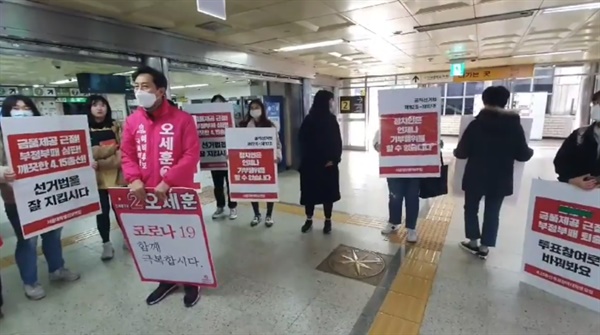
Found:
[121,66,201,307]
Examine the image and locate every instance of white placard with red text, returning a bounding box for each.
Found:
[378,87,441,178]
[1,116,100,238]
[225,127,279,201]
[109,187,217,287]
[185,103,234,171]
[522,179,600,312]
[452,116,533,204]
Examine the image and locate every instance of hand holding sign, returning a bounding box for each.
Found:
[155,180,170,202]
[129,179,146,201]
[3,167,16,182]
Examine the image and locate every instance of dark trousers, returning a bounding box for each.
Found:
[211,170,237,209]
[464,192,505,247]
[97,189,115,243]
[251,202,274,217]
[305,203,333,219]
[387,178,420,229]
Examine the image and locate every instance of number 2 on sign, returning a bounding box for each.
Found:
[341,100,350,111]
[179,226,196,238]
[128,192,144,210]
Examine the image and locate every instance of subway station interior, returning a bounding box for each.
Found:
[0,0,599,334]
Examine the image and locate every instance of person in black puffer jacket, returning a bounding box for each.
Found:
[454,86,533,259]
[553,90,600,190]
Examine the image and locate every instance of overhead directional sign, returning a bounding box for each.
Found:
[450,62,466,77]
[410,72,451,84]
[453,65,534,83]
[339,95,365,114]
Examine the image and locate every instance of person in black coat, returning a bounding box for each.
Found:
[454,86,533,259]
[553,90,600,190]
[299,90,342,234]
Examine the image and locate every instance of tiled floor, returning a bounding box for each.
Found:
[1,140,598,335]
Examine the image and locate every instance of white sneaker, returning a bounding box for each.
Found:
[24,284,46,300]
[406,229,418,243]
[49,268,80,282]
[229,208,238,220]
[381,223,399,235]
[101,242,114,261]
[212,207,226,219]
[250,215,261,227]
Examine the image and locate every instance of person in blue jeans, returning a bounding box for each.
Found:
[454,86,533,259]
[373,130,420,242]
[0,95,80,300]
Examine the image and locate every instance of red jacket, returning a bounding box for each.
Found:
[121,100,200,188]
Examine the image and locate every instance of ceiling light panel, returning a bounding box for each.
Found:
[541,1,600,14]
[274,39,345,52]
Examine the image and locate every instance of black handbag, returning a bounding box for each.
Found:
[419,154,448,199]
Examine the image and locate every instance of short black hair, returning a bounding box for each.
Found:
[1,95,42,117]
[211,94,226,103]
[482,86,510,108]
[592,90,600,104]
[131,65,168,89]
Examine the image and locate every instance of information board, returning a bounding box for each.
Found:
[109,187,217,287]
[377,87,441,178]
[1,115,100,238]
[225,127,279,201]
[522,179,600,312]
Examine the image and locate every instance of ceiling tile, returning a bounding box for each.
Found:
[262,0,337,21]
[322,0,396,12]
[286,25,374,44]
[413,5,475,26]
[343,2,411,24]
[428,26,477,44]
[475,0,542,16]
[228,9,289,29]
[476,17,533,41]
[360,16,419,36]
[531,10,597,31]
[299,14,350,28]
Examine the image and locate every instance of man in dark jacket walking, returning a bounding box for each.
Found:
[553,90,600,190]
[454,86,533,259]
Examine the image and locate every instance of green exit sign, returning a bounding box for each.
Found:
[450,63,465,77]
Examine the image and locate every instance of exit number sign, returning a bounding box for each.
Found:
[450,63,465,77]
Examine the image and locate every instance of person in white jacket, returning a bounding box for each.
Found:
[373,129,420,242]
[240,99,282,227]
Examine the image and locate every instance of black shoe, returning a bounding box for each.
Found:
[301,219,313,233]
[146,282,177,305]
[323,220,332,234]
[476,249,489,260]
[459,241,479,254]
[183,285,201,308]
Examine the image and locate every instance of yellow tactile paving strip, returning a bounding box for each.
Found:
[0,183,456,335]
[369,194,455,335]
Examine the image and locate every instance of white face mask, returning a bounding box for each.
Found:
[11,109,34,117]
[250,109,261,119]
[591,105,600,122]
[135,90,157,109]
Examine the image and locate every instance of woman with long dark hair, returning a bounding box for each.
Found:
[209,94,237,220]
[87,95,125,260]
[298,90,342,234]
[239,99,282,227]
[0,95,80,301]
